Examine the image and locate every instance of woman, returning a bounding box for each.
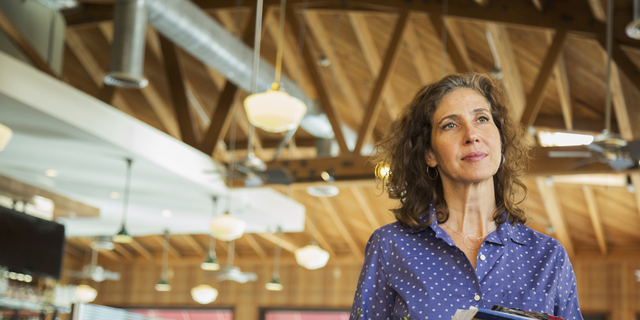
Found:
[350,73,582,320]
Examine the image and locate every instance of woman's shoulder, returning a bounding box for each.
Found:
[512,223,570,257]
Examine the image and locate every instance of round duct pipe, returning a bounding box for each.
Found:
[104,0,149,88]
[627,0,640,39]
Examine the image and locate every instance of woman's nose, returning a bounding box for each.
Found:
[464,126,480,145]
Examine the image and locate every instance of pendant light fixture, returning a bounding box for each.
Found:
[155,229,171,292]
[210,212,246,241]
[265,226,284,291]
[75,284,98,303]
[201,196,221,271]
[113,158,134,243]
[295,195,330,270]
[0,123,13,152]
[190,284,218,304]
[243,0,307,133]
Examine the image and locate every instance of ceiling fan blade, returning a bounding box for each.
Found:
[570,157,598,169]
[621,140,640,160]
[548,151,593,158]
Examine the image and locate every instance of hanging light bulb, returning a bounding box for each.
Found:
[191,284,218,304]
[295,244,330,270]
[265,278,283,291]
[75,284,98,303]
[210,213,246,241]
[0,123,13,152]
[266,226,284,291]
[113,158,134,243]
[155,229,171,291]
[202,196,222,270]
[201,253,220,271]
[243,0,307,133]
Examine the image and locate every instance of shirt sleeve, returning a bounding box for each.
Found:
[554,248,583,320]
[350,229,396,320]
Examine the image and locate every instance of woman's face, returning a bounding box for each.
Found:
[425,88,502,185]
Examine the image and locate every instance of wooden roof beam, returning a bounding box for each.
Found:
[582,185,607,255]
[486,23,526,120]
[320,197,364,260]
[587,0,606,22]
[181,234,205,255]
[256,232,300,253]
[243,234,268,260]
[129,238,153,260]
[354,11,408,154]
[631,173,640,220]
[545,31,573,131]
[348,12,399,119]
[303,210,336,257]
[605,49,640,142]
[429,15,472,74]
[404,15,436,85]
[520,30,568,129]
[158,35,200,148]
[112,243,134,261]
[350,186,381,231]
[154,234,182,259]
[286,4,349,153]
[535,177,575,257]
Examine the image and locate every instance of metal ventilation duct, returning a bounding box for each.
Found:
[145,0,336,140]
[104,0,149,89]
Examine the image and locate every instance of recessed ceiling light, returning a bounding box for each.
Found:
[45,169,58,177]
[161,210,172,217]
[109,191,120,199]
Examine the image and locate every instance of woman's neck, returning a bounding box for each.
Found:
[439,178,498,236]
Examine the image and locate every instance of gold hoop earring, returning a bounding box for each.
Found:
[500,154,506,168]
[427,166,438,180]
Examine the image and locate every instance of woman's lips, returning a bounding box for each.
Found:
[462,152,487,161]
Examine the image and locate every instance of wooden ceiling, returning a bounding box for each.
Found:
[4,0,640,267]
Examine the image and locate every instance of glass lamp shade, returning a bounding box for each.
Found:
[75,284,98,303]
[112,224,133,243]
[295,244,330,270]
[0,123,13,151]
[243,90,307,133]
[210,214,246,241]
[190,284,218,304]
[154,278,171,292]
[265,278,283,291]
[200,254,220,271]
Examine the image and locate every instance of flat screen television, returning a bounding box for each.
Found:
[0,206,65,279]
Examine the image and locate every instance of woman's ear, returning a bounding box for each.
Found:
[425,150,438,167]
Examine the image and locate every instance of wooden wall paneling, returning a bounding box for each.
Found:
[535,177,575,257]
[354,11,407,154]
[520,30,568,128]
[0,9,57,77]
[286,6,349,153]
[349,12,398,119]
[545,31,573,130]
[582,185,607,255]
[98,23,182,139]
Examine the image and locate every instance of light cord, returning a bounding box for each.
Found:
[120,158,133,226]
[604,0,613,134]
[273,0,287,90]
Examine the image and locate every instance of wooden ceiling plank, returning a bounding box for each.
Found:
[404,16,435,85]
[304,11,364,119]
[354,11,408,154]
[0,10,57,77]
[158,34,200,148]
[535,177,575,257]
[604,41,640,97]
[65,244,85,260]
[76,238,121,262]
[606,49,640,142]
[582,185,607,255]
[348,12,398,119]
[256,232,300,253]
[287,4,349,153]
[520,29,568,128]
[112,243,134,260]
[587,0,606,22]
[444,18,473,74]
[630,173,640,220]
[181,234,206,255]
[485,23,526,120]
[304,212,336,256]
[320,196,364,260]
[473,0,490,6]
[129,238,153,260]
[98,23,182,139]
[64,29,135,116]
[154,234,182,259]
[429,15,472,74]
[350,186,381,230]
[544,31,573,131]
[243,234,268,260]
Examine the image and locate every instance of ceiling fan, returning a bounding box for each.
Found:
[208,240,257,284]
[66,244,121,282]
[544,0,640,172]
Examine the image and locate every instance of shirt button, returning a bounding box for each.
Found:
[480,254,486,261]
[474,294,481,301]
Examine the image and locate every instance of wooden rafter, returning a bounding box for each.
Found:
[606,49,640,141]
[530,0,551,12]
[350,186,381,231]
[256,232,300,253]
[243,234,268,260]
[587,0,606,22]
[354,11,408,154]
[545,31,573,131]
[303,211,336,257]
[320,197,364,260]
[286,4,349,153]
[631,173,640,220]
[582,185,607,255]
[112,243,134,260]
[158,35,199,148]
[404,15,435,85]
[129,238,153,260]
[65,244,85,260]
[520,29,568,128]
[535,177,575,257]
[486,23,526,120]
[0,9,57,77]
[348,12,399,119]
[181,234,205,255]
[602,41,640,95]
[429,15,472,74]
[154,234,182,259]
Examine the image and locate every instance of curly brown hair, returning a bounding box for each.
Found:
[375,73,530,230]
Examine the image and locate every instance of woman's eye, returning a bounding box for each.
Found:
[478,116,489,123]
[442,123,456,129]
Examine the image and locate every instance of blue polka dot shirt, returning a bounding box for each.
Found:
[350,208,583,320]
